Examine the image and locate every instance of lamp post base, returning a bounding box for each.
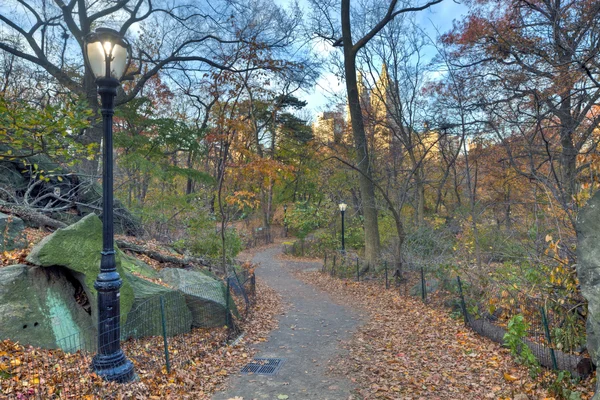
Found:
[92,349,135,383]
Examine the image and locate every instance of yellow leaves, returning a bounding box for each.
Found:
[0,278,281,399]
[503,372,518,382]
[226,191,260,210]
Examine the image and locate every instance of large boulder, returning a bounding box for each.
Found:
[0,212,26,251]
[26,214,136,324]
[159,268,234,328]
[0,265,95,351]
[1,214,230,351]
[577,191,600,396]
[122,272,192,339]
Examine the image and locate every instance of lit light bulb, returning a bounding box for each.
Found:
[103,41,113,56]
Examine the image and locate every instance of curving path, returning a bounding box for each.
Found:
[213,246,362,400]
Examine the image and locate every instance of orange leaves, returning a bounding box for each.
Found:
[0,280,281,399]
[1,227,49,267]
[295,272,595,399]
[226,191,260,210]
[1,249,28,266]
[503,372,519,382]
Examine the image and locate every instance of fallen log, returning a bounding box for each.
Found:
[468,318,592,378]
[115,239,212,269]
[0,201,67,229]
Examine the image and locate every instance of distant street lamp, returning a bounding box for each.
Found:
[338,202,347,252]
[283,204,288,237]
[83,28,134,383]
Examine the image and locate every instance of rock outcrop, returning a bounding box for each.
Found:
[160,268,235,328]
[26,214,137,324]
[0,264,95,350]
[576,190,600,396]
[0,212,26,251]
[0,213,231,352]
[122,273,193,339]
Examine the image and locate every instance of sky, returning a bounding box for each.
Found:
[286,0,469,117]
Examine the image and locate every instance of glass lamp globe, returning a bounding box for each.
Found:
[339,202,347,212]
[84,28,130,80]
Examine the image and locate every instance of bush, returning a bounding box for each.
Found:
[286,202,328,239]
[503,314,540,377]
[401,226,453,269]
[188,227,242,261]
[177,212,243,261]
[462,224,529,263]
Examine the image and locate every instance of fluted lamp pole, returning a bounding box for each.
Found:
[83,28,134,383]
[338,202,347,252]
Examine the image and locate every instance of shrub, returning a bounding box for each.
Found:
[188,227,242,261]
[503,314,540,377]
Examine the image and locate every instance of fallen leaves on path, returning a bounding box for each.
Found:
[296,271,595,400]
[1,280,281,399]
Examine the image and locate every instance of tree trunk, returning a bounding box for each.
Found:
[415,169,425,227]
[559,100,577,202]
[341,0,381,264]
[0,202,67,229]
[115,239,212,269]
[394,216,405,275]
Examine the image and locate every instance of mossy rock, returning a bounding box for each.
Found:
[0,265,95,351]
[26,214,135,324]
[122,273,192,339]
[159,268,237,328]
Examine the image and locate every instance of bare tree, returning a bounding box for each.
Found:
[309,0,443,263]
[0,0,301,172]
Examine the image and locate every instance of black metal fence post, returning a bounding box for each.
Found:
[356,257,360,282]
[225,279,232,329]
[159,296,171,373]
[323,253,327,273]
[332,254,336,277]
[249,272,256,302]
[421,267,427,302]
[540,306,558,370]
[457,276,469,326]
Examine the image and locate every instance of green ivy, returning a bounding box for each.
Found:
[503,314,540,377]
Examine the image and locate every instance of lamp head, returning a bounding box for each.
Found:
[84,28,130,81]
[338,202,347,212]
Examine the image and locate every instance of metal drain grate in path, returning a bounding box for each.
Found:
[240,358,285,375]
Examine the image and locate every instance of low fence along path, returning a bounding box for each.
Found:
[213,246,362,400]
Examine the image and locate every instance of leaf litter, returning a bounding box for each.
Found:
[295,271,596,400]
[0,280,281,399]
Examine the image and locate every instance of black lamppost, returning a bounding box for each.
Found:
[338,202,347,252]
[83,28,134,383]
[283,204,288,237]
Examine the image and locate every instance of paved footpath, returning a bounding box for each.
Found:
[213,246,362,400]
